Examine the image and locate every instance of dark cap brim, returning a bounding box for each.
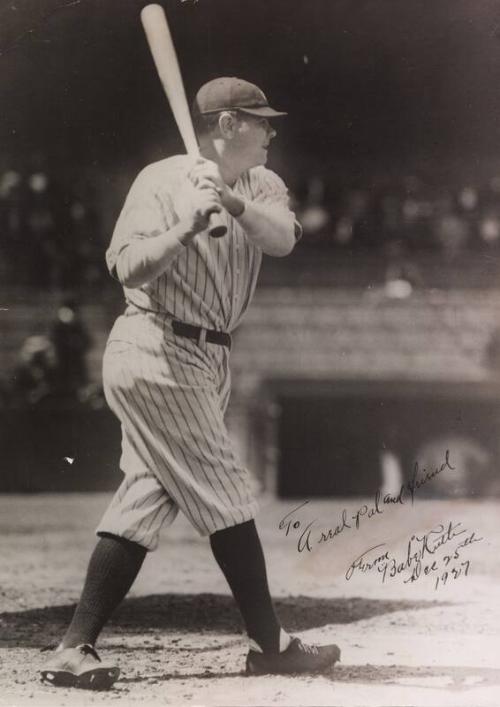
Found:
[237,106,288,118]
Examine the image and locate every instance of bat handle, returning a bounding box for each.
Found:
[208,210,227,238]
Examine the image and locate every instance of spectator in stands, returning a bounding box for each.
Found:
[400,175,434,250]
[344,188,377,248]
[378,190,403,245]
[296,175,330,245]
[60,172,105,289]
[383,238,424,298]
[332,215,354,247]
[49,298,92,397]
[25,169,62,288]
[477,208,500,250]
[431,191,470,260]
[10,335,58,407]
[0,169,26,282]
[457,185,480,244]
[478,175,500,214]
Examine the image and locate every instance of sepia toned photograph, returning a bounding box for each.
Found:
[1,1,500,705]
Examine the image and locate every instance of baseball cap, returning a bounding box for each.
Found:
[192,77,287,118]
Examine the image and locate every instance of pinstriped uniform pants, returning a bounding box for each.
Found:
[96,309,259,550]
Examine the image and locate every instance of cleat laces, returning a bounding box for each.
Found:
[299,640,319,655]
[77,644,101,662]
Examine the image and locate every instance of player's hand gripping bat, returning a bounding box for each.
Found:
[140,3,227,238]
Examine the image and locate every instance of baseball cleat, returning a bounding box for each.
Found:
[246,636,341,676]
[40,643,120,690]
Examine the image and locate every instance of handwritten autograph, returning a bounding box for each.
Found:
[345,520,483,589]
[278,449,456,553]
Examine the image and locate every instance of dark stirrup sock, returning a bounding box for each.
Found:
[61,533,147,648]
[210,519,282,653]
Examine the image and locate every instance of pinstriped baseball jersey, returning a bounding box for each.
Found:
[106,155,296,331]
[97,155,298,548]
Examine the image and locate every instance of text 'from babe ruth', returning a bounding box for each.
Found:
[345,520,483,590]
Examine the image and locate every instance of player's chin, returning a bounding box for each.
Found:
[253,149,269,167]
[243,149,268,171]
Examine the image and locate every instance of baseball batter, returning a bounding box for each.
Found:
[40,77,340,690]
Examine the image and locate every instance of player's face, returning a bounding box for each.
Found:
[233,114,277,168]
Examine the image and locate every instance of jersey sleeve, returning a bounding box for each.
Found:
[105,166,176,277]
[249,167,303,240]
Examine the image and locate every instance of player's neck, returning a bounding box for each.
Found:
[199,144,245,187]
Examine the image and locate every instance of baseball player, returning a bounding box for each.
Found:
[40,77,341,690]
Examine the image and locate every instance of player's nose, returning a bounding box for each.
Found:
[267,122,277,139]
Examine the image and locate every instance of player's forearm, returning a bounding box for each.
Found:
[115,222,196,288]
[224,192,296,257]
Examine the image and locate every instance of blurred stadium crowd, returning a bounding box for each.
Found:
[2,160,500,410]
[2,163,500,294]
[0,164,106,290]
[295,173,500,258]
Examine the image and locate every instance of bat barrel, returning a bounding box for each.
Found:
[140,3,227,239]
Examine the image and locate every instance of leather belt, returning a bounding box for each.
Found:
[172,320,232,350]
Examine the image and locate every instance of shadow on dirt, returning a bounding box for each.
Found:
[108,663,500,692]
[0,593,445,648]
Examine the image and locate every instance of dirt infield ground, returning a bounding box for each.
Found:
[1,492,499,706]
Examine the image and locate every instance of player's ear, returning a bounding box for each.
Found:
[218,111,237,139]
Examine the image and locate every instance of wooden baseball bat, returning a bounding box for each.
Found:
[140,3,227,238]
